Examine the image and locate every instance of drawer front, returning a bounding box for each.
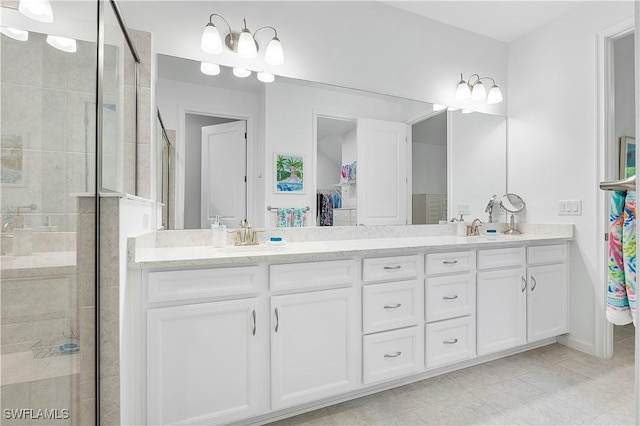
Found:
[425,316,475,369]
[426,273,475,322]
[528,244,567,265]
[147,266,260,304]
[363,327,423,384]
[270,259,356,291]
[362,255,419,283]
[363,280,421,334]
[426,251,475,276]
[477,247,525,270]
[333,209,350,222]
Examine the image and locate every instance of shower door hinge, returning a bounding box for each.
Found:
[605,233,609,242]
[245,132,247,139]
[244,176,247,183]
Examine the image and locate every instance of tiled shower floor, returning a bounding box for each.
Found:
[270,327,636,425]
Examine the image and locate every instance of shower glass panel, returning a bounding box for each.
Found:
[0,1,98,425]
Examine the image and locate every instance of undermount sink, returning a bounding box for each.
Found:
[217,244,286,253]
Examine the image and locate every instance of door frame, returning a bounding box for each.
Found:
[176,106,256,229]
[595,18,635,359]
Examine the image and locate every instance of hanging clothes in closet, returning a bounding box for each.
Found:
[317,190,336,226]
[607,190,637,326]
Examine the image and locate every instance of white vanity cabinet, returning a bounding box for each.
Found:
[477,244,568,356]
[270,260,359,410]
[144,266,267,426]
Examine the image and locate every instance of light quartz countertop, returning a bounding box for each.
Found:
[0,251,76,278]
[129,233,572,269]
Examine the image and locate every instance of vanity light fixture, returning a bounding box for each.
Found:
[462,109,473,114]
[257,71,275,83]
[432,104,447,112]
[201,14,284,66]
[0,27,29,41]
[46,35,77,53]
[232,67,251,78]
[447,106,460,112]
[18,0,53,23]
[200,62,221,76]
[456,73,503,105]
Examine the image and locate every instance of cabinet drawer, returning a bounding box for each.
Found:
[363,280,421,334]
[426,273,475,322]
[528,244,567,265]
[333,209,350,222]
[147,266,260,304]
[270,259,356,291]
[362,255,419,283]
[426,251,475,276]
[363,327,423,384]
[477,247,525,270]
[425,316,475,369]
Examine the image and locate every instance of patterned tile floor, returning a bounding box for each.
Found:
[269,325,636,425]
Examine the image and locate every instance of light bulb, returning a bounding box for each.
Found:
[201,23,223,54]
[46,35,77,53]
[237,29,257,58]
[433,104,447,112]
[257,72,274,83]
[487,85,503,104]
[18,0,53,23]
[456,75,471,100]
[0,27,29,41]
[264,37,284,66]
[470,81,486,100]
[233,67,251,78]
[200,62,220,76]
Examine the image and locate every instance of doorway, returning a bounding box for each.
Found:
[183,113,246,229]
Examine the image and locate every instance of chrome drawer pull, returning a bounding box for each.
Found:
[531,276,537,291]
[521,276,527,293]
[383,303,402,309]
[275,308,279,333]
[442,260,458,265]
[252,310,256,336]
[443,295,459,300]
[383,266,402,270]
[384,351,402,358]
[443,339,459,344]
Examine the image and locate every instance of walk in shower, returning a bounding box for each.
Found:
[0,1,139,423]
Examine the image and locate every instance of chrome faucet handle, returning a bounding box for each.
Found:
[249,229,265,245]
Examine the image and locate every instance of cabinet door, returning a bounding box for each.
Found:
[271,288,358,410]
[528,264,568,341]
[147,299,262,425]
[477,268,527,356]
[357,118,408,225]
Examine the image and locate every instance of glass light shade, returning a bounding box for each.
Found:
[19,0,53,23]
[487,85,503,104]
[233,67,251,78]
[0,27,28,41]
[201,23,223,54]
[46,35,77,53]
[470,81,486,100]
[433,104,447,112]
[264,37,284,66]
[237,29,257,58]
[200,62,220,76]
[462,109,473,114]
[456,80,471,100]
[257,72,275,83]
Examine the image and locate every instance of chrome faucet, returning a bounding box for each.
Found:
[485,195,497,223]
[468,218,484,236]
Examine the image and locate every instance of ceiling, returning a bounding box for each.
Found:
[382,1,589,43]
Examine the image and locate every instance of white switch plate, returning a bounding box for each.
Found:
[558,200,582,216]
[457,203,470,215]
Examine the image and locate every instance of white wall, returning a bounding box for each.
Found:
[507,2,635,353]
[156,78,264,227]
[120,1,508,115]
[615,33,636,142]
[317,134,342,190]
[412,113,447,195]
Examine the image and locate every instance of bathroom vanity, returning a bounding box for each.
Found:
[124,227,571,425]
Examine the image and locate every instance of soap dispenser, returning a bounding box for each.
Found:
[211,215,226,248]
[456,213,467,237]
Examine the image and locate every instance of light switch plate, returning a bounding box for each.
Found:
[558,200,582,216]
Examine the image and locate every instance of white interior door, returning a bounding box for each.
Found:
[201,121,247,228]
[357,118,408,225]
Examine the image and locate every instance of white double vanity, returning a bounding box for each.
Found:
[124,225,572,425]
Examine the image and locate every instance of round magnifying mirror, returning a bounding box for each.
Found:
[500,193,525,234]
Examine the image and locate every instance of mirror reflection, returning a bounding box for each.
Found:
[156,54,507,229]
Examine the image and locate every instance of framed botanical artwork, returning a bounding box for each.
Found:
[619,136,636,179]
[274,153,304,193]
[1,134,26,187]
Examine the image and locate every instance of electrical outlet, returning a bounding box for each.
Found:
[457,203,470,216]
[558,200,582,216]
